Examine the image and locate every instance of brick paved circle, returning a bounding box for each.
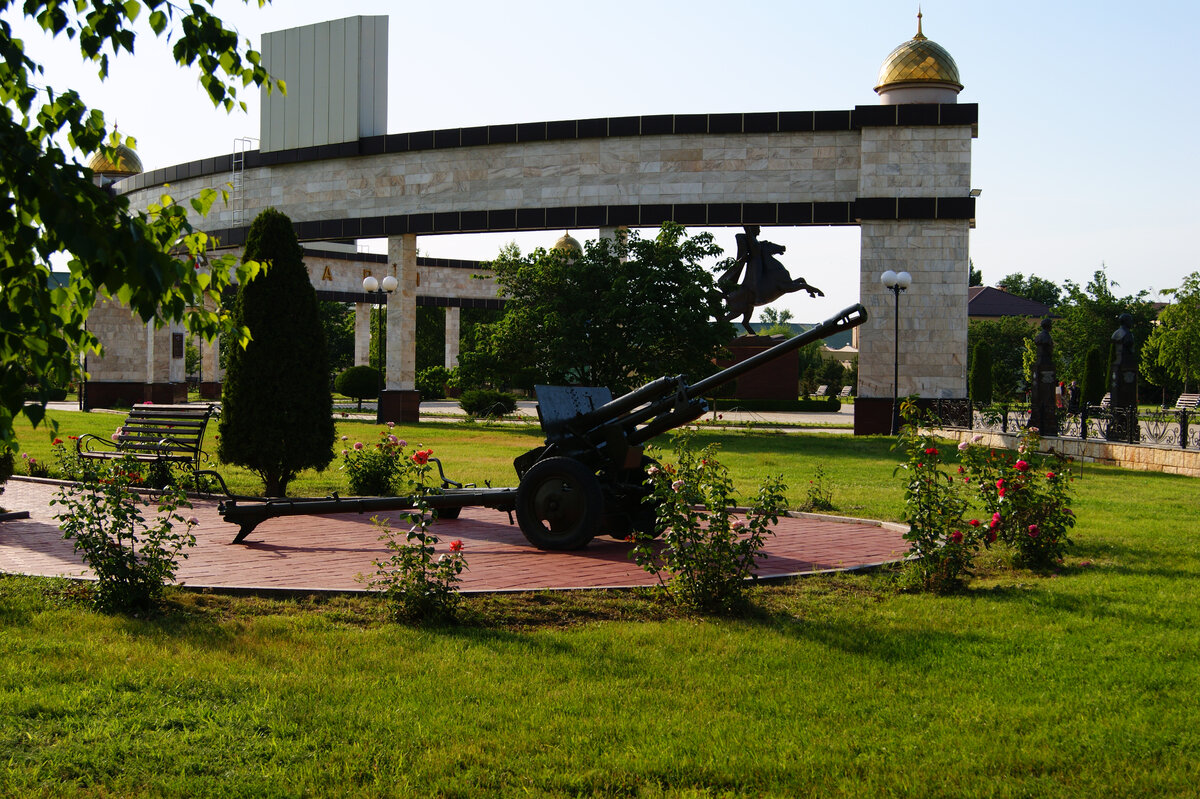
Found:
[0,478,908,593]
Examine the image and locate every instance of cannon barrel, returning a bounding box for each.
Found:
[688,302,867,399]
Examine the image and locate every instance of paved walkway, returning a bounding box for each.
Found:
[1,478,907,594]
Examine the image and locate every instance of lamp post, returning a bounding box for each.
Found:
[880,269,912,435]
[363,274,398,422]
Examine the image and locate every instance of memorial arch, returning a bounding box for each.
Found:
[92,13,976,434]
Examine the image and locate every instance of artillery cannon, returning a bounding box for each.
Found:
[219,303,867,548]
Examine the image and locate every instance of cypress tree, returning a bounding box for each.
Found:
[219,209,334,496]
[969,342,993,405]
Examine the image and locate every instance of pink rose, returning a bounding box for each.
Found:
[353,442,364,450]
[1014,460,1029,472]
[1028,524,1039,538]
[671,480,685,492]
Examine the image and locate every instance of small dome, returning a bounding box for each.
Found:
[553,231,582,256]
[875,12,963,101]
[88,143,143,177]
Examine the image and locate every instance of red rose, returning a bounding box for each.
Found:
[950,530,963,544]
[924,447,938,456]
[968,519,980,527]
[412,449,430,465]
[1046,472,1056,480]
[1014,460,1030,471]
[1028,524,1039,538]
[449,539,463,552]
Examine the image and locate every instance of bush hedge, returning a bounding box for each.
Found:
[459,389,517,418]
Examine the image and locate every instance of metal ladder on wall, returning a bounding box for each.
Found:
[231,137,258,227]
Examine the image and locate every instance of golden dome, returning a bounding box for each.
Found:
[553,231,582,256]
[88,143,143,176]
[875,12,963,93]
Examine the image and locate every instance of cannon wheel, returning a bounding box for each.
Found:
[606,456,662,540]
[515,457,602,550]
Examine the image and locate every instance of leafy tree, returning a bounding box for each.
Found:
[996,272,1062,308]
[319,301,355,377]
[1144,271,1200,394]
[335,365,381,410]
[757,306,795,337]
[417,306,445,372]
[219,209,334,496]
[184,343,201,378]
[0,1,276,447]
[1053,269,1155,382]
[485,224,735,394]
[967,317,1035,400]
[969,259,983,287]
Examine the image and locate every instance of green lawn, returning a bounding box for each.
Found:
[3,413,1199,796]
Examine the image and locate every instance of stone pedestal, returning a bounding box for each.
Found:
[712,336,798,401]
[199,382,222,400]
[379,389,421,423]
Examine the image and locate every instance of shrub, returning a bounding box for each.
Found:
[894,400,981,592]
[416,366,450,399]
[340,426,430,497]
[358,455,466,622]
[335,365,382,410]
[959,426,1075,569]
[796,464,835,512]
[1082,345,1107,405]
[50,456,198,612]
[459,389,517,418]
[0,447,13,509]
[219,208,336,496]
[19,451,50,478]
[630,436,787,614]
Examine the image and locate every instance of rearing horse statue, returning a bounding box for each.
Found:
[717,225,823,335]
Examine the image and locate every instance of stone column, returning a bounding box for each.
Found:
[380,233,421,422]
[444,306,460,369]
[855,220,970,434]
[353,303,372,367]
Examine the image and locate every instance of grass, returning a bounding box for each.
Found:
[14,410,892,512]
[3,416,1199,795]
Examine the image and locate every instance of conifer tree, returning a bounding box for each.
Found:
[219,209,334,496]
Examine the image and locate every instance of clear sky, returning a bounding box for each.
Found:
[12,0,1199,322]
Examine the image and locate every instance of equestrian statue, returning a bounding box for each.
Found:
[717,225,823,335]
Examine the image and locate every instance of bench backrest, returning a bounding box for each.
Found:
[814,385,828,397]
[114,404,216,460]
[1175,394,1200,410]
[837,386,852,398]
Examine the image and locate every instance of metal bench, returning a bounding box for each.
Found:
[837,386,852,398]
[813,384,829,397]
[77,404,217,487]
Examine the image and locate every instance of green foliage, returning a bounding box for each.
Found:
[1082,346,1107,404]
[218,209,335,496]
[484,224,735,394]
[969,341,994,404]
[0,445,13,489]
[459,389,517,418]
[893,401,980,592]
[319,301,356,376]
[959,428,1076,569]
[757,306,795,336]
[416,306,446,372]
[967,317,1035,399]
[416,366,451,399]
[361,508,467,623]
[796,464,836,513]
[49,457,197,612]
[335,365,382,410]
[340,426,430,498]
[996,272,1062,307]
[631,436,787,614]
[184,342,201,377]
[0,0,275,448]
[359,453,466,622]
[1144,271,1200,394]
[968,259,983,287]
[1053,268,1155,382]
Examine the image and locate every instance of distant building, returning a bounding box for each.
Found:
[967,286,1052,322]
